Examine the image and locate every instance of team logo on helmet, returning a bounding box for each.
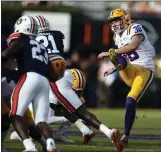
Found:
[14,16,37,36]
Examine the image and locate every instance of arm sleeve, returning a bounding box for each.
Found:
[7,33,22,46]
[129,24,145,39]
[2,33,23,58]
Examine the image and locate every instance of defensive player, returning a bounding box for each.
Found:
[34,15,123,152]
[98,8,155,147]
[1,34,13,152]
[2,16,58,152]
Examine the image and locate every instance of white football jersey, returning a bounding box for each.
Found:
[114,23,155,72]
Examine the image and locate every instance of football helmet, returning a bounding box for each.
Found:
[70,69,86,92]
[14,16,38,36]
[49,54,66,80]
[34,15,50,32]
[108,8,131,33]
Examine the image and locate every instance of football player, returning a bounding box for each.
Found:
[34,15,123,152]
[2,16,58,152]
[1,34,13,152]
[98,8,155,147]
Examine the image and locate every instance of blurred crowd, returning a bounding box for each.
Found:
[154,54,161,79]
[2,1,161,15]
[121,1,161,15]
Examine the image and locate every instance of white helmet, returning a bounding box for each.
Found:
[34,15,50,33]
[14,15,38,36]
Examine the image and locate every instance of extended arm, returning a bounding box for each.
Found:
[2,39,23,59]
[115,34,144,55]
[97,34,144,59]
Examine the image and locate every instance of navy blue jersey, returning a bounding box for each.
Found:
[36,30,64,56]
[7,33,49,77]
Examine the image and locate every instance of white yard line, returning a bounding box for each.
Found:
[60,144,161,152]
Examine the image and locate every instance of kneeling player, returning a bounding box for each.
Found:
[49,68,123,152]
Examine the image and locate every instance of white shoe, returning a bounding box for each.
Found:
[10,131,22,141]
[53,131,75,143]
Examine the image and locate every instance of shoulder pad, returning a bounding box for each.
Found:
[52,30,65,39]
[7,33,22,46]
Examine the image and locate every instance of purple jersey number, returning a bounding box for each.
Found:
[128,52,139,62]
[133,25,142,33]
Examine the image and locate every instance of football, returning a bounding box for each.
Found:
[49,54,66,80]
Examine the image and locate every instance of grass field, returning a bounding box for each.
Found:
[4,108,161,152]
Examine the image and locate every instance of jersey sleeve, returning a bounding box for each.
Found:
[128,23,145,39]
[7,33,22,47]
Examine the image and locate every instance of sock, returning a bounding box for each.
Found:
[74,119,91,136]
[117,55,127,68]
[46,138,56,150]
[37,136,46,149]
[99,124,112,139]
[23,138,37,150]
[124,97,137,135]
[2,130,9,143]
[58,121,71,134]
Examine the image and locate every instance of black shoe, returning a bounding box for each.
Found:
[120,136,128,148]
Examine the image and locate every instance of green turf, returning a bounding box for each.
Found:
[3,109,161,152]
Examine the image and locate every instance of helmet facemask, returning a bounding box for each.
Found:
[109,19,125,34]
[108,8,132,34]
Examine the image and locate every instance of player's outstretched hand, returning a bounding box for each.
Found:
[104,68,115,76]
[97,52,110,59]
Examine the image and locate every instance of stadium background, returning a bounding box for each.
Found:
[2,1,161,108]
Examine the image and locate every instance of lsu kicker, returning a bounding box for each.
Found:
[98,8,155,147]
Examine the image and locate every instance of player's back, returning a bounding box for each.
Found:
[36,30,64,56]
[7,33,49,77]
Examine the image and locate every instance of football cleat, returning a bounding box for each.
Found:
[48,149,59,152]
[120,135,128,148]
[109,49,123,71]
[10,131,21,141]
[53,131,75,143]
[82,131,96,144]
[111,129,123,152]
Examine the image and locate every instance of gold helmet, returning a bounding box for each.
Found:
[108,8,131,33]
[70,69,86,92]
[49,54,66,81]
